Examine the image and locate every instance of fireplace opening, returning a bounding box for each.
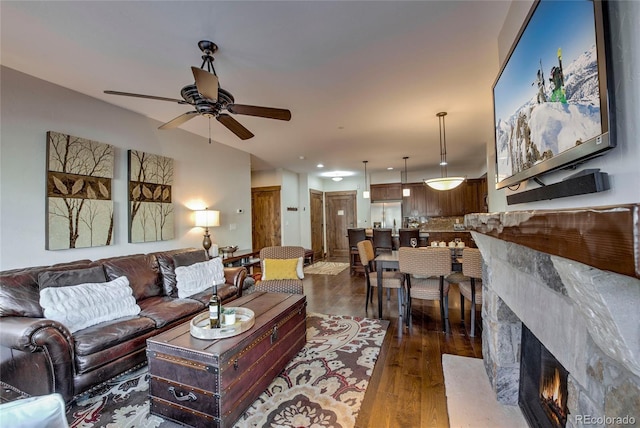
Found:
[519,326,569,428]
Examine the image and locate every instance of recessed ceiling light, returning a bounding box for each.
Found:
[317,163,324,168]
[387,167,394,170]
[299,156,305,160]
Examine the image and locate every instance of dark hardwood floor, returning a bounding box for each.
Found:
[302,261,483,428]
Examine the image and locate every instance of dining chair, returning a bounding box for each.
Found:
[458,248,483,337]
[357,240,405,318]
[398,228,420,247]
[256,246,305,294]
[398,247,452,331]
[373,228,394,255]
[347,228,367,275]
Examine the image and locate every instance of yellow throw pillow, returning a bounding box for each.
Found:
[262,258,299,280]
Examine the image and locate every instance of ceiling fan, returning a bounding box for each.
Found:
[104,40,291,140]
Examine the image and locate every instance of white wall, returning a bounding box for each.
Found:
[0,67,253,270]
[488,0,640,212]
[280,169,301,246]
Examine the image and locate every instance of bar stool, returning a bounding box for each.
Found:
[398,228,420,247]
[347,228,366,275]
[373,228,394,256]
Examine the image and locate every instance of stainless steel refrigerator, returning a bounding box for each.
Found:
[370,201,402,232]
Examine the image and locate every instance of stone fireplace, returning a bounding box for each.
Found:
[466,205,640,428]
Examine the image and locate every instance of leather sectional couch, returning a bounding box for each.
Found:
[0,248,247,404]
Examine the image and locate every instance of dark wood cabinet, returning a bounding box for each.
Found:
[401,178,487,217]
[370,183,403,201]
[403,183,427,215]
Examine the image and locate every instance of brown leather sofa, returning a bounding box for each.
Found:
[0,248,247,404]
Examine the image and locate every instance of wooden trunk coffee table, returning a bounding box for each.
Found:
[146,292,306,428]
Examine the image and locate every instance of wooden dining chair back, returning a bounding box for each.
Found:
[347,228,367,275]
[398,228,420,247]
[372,228,394,255]
[398,247,452,331]
[256,246,305,294]
[357,240,405,318]
[459,248,483,337]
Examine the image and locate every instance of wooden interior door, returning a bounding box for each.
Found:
[251,186,281,250]
[325,191,357,260]
[309,189,324,261]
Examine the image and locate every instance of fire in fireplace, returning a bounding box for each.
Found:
[520,326,569,428]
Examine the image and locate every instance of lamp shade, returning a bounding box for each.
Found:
[195,209,220,228]
[424,177,466,191]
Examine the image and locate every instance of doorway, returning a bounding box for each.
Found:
[325,191,357,260]
[309,189,324,262]
[251,186,281,250]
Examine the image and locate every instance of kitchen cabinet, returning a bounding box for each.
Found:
[370,183,403,201]
[401,178,487,217]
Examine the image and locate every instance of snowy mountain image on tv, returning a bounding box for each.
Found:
[493,0,603,183]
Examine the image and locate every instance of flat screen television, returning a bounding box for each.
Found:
[492,0,615,190]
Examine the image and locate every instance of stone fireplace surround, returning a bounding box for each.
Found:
[465,205,639,427]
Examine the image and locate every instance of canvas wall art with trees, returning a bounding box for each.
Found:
[46,131,114,250]
[128,150,174,243]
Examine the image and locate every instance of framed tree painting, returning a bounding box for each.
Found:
[46,131,114,250]
[128,150,174,243]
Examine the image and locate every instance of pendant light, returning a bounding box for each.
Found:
[402,156,411,197]
[362,160,370,199]
[424,112,465,191]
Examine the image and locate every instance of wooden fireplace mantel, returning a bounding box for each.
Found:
[465,204,640,280]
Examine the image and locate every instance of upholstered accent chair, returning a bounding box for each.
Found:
[256,246,306,294]
[398,247,452,331]
[458,248,483,337]
[357,240,405,318]
[0,393,69,428]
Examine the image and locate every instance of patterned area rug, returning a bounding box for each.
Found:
[303,261,350,275]
[67,313,389,428]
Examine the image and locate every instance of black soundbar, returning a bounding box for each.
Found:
[507,170,610,205]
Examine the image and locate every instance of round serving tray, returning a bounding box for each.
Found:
[190,307,255,340]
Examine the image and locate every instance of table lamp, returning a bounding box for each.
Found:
[195,209,220,256]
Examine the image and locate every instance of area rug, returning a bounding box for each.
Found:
[67,313,389,428]
[303,261,350,275]
[443,354,526,428]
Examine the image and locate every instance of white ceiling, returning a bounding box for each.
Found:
[0,1,511,180]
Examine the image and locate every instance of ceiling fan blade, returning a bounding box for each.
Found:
[227,104,292,121]
[191,67,219,102]
[216,114,254,140]
[158,111,199,130]
[104,90,187,104]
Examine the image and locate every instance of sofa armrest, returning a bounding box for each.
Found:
[224,267,247,297]
[0,317,75,402]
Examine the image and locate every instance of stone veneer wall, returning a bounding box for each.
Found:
[472,232,640,427]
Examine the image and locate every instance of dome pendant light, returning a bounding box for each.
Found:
[424,112,465,191]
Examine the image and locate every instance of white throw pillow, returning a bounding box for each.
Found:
[39,276,140,333]
[262,257,304,281]
[175,258,225,298]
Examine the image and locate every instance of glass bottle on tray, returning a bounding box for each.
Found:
[209,284,221,329]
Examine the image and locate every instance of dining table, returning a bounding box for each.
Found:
[373,248,463,319]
